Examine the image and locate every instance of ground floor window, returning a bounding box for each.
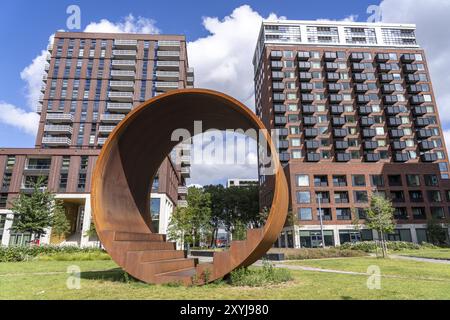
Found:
[300,230,334,248]
[9,233,32,246]
[150,198,161,232]
[416,228,428,243]
[339,229,373,244]
[0,215,5,242]
[386,229,412,242]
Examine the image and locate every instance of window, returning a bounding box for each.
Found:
[0,194,7,208]
[297,191,311,204]
[412,207,426,219]
[356,208,367,219]
[354,191,368,203]
[370,175,384,187]
[150,198,161,231]
[317,208,332,220]
[424,174,438,186]
[431,207,445,219]
[428,190,442,203]
[388,175,402,187]
[296,175,309,187]
[314,175,328,187]
[59,173,68,191]
[334,191,349,203]
[332,175,347,187]
[406,174,420,187]
[77,173,86,191]
[336,208,351,220]
[2,172,12,189]
[352,175,366,187]
[80,156,89,171]
[298,208,312,221]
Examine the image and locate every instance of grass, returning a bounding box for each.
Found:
[269,247,367,260]
[286,256,450,281]
[1,257,450,299]
[396,248,450,260]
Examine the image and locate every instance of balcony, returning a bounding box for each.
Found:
[271,61,283,69]
[406,74,420,83]
[108,91,134,102]
[336,153,351,162]
[181,167,191,177]
[112,60,136,70]
[42,137,71,146]
[394,153,409,162]
[302,105,315,114]
[300,83,314,92]
[157,51,180,60]
[98,125,116,135]
[178,186,188,195]
[109,81,135,91]
[98,137,108,145]
[278,140,289,149]
[156,61,180,70]
[46,113,73,123]
[306,153,320,162]
[332,117,345,126]
[387,117,402,127]
[114,39,138,48]
[401,54,416,63]
[306,140,319,149]
[111,70,136,80]
[419,140,434,151]
[112,50,137,59]
[155,81,179,91]
[44,125,73,135]
[333,128,348,138]
[410,95,425,105]
[298,61,311,70]
[106,103,132,113]
[390,129,405,138]
[364,141,378,150]
[350,52,364,61]
[421,153,438,162]
[360,117,375,127]
[365,153,380,162]
[331,105,344,114]
[304,128,319,137]
[412,106,427,116]
[158,40,181,50]
[392,140,407,150]
[156,71,180,81]
[334,140,348,150]
[180,155,190,165]
[187,68,194,76]
[379,74,394,83]
[418,129,433,139]
[415,117,431,127]
[274,105,286,113]
[100,114,125,123]
[353,73,367,82]
[178,200,188,208]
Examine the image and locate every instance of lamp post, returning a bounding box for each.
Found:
[317,193,325,249]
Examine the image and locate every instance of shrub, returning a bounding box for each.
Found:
[0,245,107,262]
[229,260,292,287]
[271,247,367,260]
[339,241,426,253]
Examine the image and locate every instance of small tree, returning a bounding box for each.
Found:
[365,194,395,258]
[10,176,70,245]
[426,218,449,245]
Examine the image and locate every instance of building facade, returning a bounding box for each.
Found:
[253,20,450,247]
[0,31,193,247]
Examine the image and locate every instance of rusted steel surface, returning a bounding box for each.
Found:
[91,89,289,285]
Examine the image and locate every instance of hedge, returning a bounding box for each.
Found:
[0,245,106,262]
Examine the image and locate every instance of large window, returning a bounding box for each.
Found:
[424,174,439,187]
[352,175,366,187]
[298,208,312,221]
[354,191,368,203]
[150,198,161,231]
[370,175,384,187]
[0,194,7,209]
[336,208,351,220]
[406,174,420,187]
[300,230,334,248]
[296,174,309,187]
[296,191,311,204]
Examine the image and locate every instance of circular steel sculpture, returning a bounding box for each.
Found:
[91,89,289,285]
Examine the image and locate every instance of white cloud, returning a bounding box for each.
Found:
[380,0,450,156]
[187,5,284,108]
[84,14,160,34]
[20,50,48,110]
[0,102,39,135]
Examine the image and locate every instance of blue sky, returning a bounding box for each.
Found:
[0,0,375,147]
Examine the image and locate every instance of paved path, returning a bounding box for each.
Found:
[389,254,450,265]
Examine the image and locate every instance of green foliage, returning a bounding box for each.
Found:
[229,260,293,287]
[339,241,436,252]
[168,187,212,247]
[365,194,396,257]
[273,248,367,260]
[9,176,70,239]
[36,251,111,261]
[0,245,107,262]
[426,218,449,245]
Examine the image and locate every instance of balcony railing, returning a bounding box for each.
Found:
[181,167,190,177]
[106,103,132,113]
[158,40,181,50]
[178,200,188,207]
[187,68,194,75]
[109,81,135,91]
[112,60,136,69]
[156,61,180,70]
[98,137,108,145]
[112,50,137,58]
[108,91,134,101]
[44,125,73,135]
[42,137,71,146]
[46,113,74,123]
[157,51,180,60]
[98,125,116,134]
[155,81,179,91]
[110,70,136,79]
[155,71,180,81]
[114,39,138,47]
[100,114,125,123]
[178,186,188,194]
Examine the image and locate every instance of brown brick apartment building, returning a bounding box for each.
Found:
[253,20,450,247]
[0,32,193,247]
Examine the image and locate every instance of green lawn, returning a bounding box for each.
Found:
[396,248,450,260]
[1,258,450,299]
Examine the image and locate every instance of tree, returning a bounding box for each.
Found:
[203,184,226,247]
[426,218,449,245]
[365,194,395,258]
[167,187,212,248]
[10,176,70,245]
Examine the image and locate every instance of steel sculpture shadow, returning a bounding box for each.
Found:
[91,89,289,285]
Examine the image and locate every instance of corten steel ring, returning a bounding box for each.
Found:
[91,89,289,285]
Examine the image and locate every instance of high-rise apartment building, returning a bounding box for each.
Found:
[253,20,450,247]
[0,32,193,247]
